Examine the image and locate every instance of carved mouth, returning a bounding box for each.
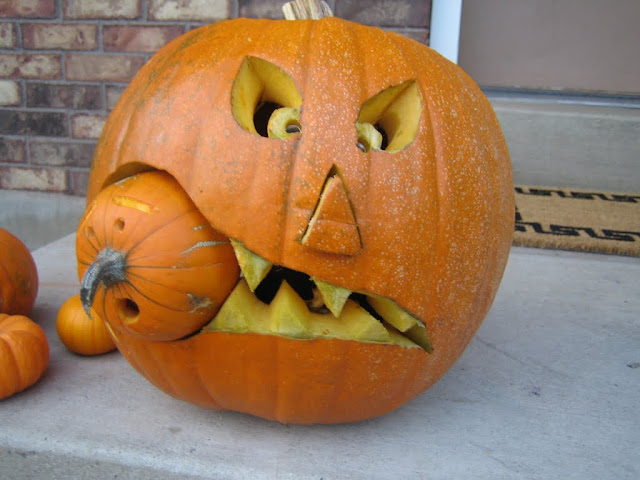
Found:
[204,239,433,353]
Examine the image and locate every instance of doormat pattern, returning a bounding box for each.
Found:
[513,186,640,257]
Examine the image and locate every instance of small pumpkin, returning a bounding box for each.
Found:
[76,170,240,342]
[0,313,49,400]
[0,228,38,315]
[78,0,514,423]
[56,295,116,355]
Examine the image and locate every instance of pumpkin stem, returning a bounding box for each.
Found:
[282,0,333,20]
[80,247,127,318]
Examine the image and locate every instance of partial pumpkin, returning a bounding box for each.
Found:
[78,1,514,423]
[0,228,38,315]
[57,295,116,355]
[0,313,49,400]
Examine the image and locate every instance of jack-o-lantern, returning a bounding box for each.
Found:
[77,0,514,424]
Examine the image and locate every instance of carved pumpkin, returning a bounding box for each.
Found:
[0,313,49,400]
[0,228,38,315]
[56,295,117,355]
[78,1,514,423]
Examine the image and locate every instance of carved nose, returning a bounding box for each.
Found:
[301,171,362,256]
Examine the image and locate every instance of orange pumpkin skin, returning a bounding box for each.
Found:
[0,313,49,400]
[0,228,38,316]
[81,16,514,423]
[56,295,116,355]
[76,171,240,342]
[109,326,434,423]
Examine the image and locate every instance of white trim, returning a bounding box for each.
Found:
[429,0,463,63]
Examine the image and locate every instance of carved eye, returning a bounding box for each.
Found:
[356,80,422,153]
[231,56,302,139]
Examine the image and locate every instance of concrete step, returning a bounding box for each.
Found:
[489,96,640,193]
[0,189,85,251]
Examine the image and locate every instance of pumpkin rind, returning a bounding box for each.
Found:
[0,313,49,400]
[57,295,116,355]
[76,171,240,342]
[80,14,514,423]
[0,228,39,316]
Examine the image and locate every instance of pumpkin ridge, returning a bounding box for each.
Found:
[76,229,102,259]
[121,209,219,263]
[4,327,46,390]
[192,346,225,410]
[0,333,21,390]
[319,338,352,420]
[413,45,449,338]
[107,192,202,258]
[113,278,202,317]
[387,31,443,327]
[274,19,314,264]
[0,262,10,311]
[451,66,510,342]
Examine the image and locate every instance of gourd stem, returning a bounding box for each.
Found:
[282,0,333,20]
[80,247,127,318]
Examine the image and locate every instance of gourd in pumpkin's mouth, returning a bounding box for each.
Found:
[205,239,433,352]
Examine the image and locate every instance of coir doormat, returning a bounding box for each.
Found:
[514,186,640,257]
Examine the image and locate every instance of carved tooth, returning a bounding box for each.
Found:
[269,280,310,338]
[366,295,433,353]
[312,278,352,318]
[341,300,390,343]
[230,239,272,291]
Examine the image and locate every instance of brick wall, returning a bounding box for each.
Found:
[0,0,431,196]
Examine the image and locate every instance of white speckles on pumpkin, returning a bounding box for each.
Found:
[85,14,513,422]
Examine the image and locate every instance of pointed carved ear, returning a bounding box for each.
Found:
[231,56,302,138]
[355,80,422,153]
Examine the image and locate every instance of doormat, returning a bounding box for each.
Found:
[513,186,640,257]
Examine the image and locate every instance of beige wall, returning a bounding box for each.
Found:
[458,0,640,95]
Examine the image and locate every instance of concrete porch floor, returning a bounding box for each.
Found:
[0,234,638,479]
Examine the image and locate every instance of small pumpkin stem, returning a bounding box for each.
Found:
[80,247,127,318]
[282,0,333,20]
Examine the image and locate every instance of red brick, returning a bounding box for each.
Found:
[64,0,141,19]
[0,22,15,48]
[103,25,183,53]
[0,137,26,163]
[0,110,68,136]
[0,53,62,79]
[68,168,89,196]
[335,0,431,28]
[66,53,145,81]
[105,84,125,109]
[0,80,20,105]
[29,139,94,167]
[22,23,97,50]
[238,0,285,19]
[148,0,228,21]
[26,82,101,109]
[0,166,67,192]
[71,113,106,138]
[0,0,55,18]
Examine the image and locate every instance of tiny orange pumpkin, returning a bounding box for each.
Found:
[0,313,49,400]
[56,295,116,355]
[0,228,38,316]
